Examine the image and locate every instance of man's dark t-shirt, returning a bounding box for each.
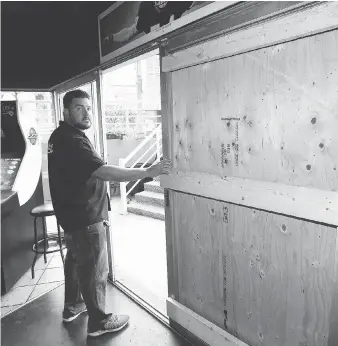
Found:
[48,121,108,232]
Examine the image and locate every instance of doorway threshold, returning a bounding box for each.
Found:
[110,278,169,325]
[109,279,200,346]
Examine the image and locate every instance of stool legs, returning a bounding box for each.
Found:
[42,217,48,263]
[31,216,38,279]
[31,213,65,280]
[57,222,65,265]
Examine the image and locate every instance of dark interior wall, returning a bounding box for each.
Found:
[1,1,114,90]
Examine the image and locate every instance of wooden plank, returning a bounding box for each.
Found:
[225,203,337,346]
[172,192,225,328]
[163,2,338,72]
[167,298,249,346]
[328,228,338,346]
[168,30,338,192]
[166,1,304,54]
[161,170,338,226]
[160,50,179,300]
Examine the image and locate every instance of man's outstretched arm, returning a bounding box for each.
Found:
[92,159,172,182]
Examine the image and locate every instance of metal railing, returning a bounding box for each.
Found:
[119,124,162,214]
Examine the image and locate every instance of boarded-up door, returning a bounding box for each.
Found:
[160,2,338,346]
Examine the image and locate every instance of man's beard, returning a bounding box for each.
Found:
[73,119,92,130]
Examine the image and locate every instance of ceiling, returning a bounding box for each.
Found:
[1,1,115,89]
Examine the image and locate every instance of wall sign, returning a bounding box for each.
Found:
[27,128,38,145]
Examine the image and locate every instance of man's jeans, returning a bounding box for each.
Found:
[64,220,111,329]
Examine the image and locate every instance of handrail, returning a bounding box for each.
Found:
[130,140,158,169]
[119,124,162,214]
[126,144,162,196]
[124,125,161,166]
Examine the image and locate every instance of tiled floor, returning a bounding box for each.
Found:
[1,249,65,319]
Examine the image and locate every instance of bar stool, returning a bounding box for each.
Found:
[30,203,65,279]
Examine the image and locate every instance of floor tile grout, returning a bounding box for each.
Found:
[1,250,66,316]
[2,216,67,317]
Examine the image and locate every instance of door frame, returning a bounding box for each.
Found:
[99,47,172,322]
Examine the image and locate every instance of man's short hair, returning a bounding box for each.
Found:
[63,89,90,109]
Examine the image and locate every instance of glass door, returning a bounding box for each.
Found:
[100,49,168,317]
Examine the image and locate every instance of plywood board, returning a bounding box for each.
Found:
[172,191,226,328]
[163,1,338,72]
[225,202,336,346]
[173,191,337,346]
[171,29,338,191]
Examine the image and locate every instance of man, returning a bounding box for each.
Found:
[48,89,172,337]
[103,1,194,45]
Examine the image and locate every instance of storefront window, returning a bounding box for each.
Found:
[102,50,161,141]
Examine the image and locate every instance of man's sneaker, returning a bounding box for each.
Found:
[63,306,87,323]
[87,314,130,337]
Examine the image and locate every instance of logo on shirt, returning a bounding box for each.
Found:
[48,143,54,154]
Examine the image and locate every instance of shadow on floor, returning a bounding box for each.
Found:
[1,283,192,346]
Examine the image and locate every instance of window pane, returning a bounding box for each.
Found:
[102,51,161,141]
[17,92,53,101]
[1,92,16,101]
